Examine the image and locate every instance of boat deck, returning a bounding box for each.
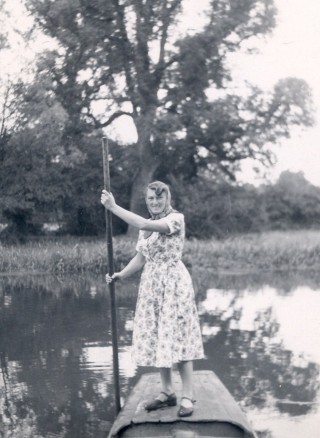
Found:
[108,370,257,437]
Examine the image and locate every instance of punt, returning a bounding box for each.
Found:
[107,370,258,438]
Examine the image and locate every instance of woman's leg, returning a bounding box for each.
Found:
[177,360,193,407]
[144,366,176,411]
[156,367,174,400]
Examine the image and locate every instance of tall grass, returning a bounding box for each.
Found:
[185,229,320,273]
[1,230,320,274]
[0,236,137,274]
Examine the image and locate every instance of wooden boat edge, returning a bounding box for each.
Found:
[108,370,258,438]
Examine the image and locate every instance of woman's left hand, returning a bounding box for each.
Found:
[101,190,116,210]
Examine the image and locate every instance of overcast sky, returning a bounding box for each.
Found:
[2,0,320,186]
[232,0,320,186]
[182,0,320,186]
[111,0,320,186]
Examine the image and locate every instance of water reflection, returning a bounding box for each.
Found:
[197,283,320,437]
[0,274,132,438]
[0,272,319,438]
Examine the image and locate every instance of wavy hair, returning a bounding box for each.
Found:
[144,181,174,219]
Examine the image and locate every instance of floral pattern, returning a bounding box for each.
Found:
[131,212,204,367]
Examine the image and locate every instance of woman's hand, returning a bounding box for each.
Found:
[105,272,123,284]
[101,190,117,211]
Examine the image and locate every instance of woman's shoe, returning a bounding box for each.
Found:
[178,396,195,417]
[145,391,177,411]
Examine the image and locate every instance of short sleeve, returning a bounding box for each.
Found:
[163,212,183,235]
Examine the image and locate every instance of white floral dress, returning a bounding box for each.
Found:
[131,212,204,368]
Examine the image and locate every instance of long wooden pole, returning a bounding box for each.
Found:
[102,137,121,415]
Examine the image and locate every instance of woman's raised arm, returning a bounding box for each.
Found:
[101,190,170,233]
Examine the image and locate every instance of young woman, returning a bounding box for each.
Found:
[101,181,204,417]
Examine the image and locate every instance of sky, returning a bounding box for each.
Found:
[231,0,320,187]
[179,0,320,187]
[1,0,320,187]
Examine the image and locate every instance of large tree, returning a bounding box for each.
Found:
[0,77,70,239]
[0,73,134,237]
[23,0,313,226]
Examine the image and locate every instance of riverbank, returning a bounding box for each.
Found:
[1,230,320,275]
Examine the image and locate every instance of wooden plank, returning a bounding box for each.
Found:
[110,374,154,433]
[198,372,253,432]
[120,422,246,437]
[108,371,256,438]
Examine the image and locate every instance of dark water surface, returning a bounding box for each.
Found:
[0,271,319,438]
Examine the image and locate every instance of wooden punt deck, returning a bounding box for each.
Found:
[107,370,258,438]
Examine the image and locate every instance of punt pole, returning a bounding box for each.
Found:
[102,136,121,415]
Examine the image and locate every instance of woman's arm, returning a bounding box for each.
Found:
[106,251,146,283]
[119,251,146,278]
[101,190,170,233]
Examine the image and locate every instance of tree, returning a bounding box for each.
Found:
[0,0,9,51]
[20,0,314,234]
[0,2,12,172]
[0,74,135,238]
[153,77,314,184]
[262,171,320,229]
[0,79,70,240]
[2,0,312,240]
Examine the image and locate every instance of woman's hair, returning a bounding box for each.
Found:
[145,181,171,202]
[144,181,173,218]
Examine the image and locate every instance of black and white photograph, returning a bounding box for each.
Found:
[0,1,319,437]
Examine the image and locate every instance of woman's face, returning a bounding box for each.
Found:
[146,188,167,216]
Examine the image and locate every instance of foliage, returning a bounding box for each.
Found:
[0,1,9,50]
[59,135,138,236]
[0,79,69,240]
[168,171,320,239]
[2,229,320,275]
[21,0,314,219]
[0,76,137,238]
[0,1,316,238]
[2,147,320,240]
[262,171,320,229]
[171,177,264,238]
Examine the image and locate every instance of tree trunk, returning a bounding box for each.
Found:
[127,109,158,237]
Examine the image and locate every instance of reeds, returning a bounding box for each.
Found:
[185,230,320,273]
[1,230,320,275]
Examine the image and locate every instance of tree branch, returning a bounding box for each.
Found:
[0,82,14,137]
[86,110,133,129]
[112,0,137,109]
[153,0,182,86]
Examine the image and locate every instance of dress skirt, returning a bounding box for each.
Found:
[131,212,204,368]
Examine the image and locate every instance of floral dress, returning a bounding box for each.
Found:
[131,212,204,368]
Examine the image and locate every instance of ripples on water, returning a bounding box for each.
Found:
[0,271,319,437]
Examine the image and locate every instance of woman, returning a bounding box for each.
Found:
[101,181,204,417]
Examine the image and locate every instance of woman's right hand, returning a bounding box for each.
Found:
[105,272,122,284]
[101,190,117,211]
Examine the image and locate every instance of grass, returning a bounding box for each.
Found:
[1,230,320,275]
[185,229,320,273]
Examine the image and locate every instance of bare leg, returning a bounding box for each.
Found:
[177,360,193,407]
[144,367,177,410]
[156,367,174,401]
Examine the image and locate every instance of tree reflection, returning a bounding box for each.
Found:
[198,290,320,418]
[0,275,138,437]
[1,273,319,437]
[192,267,320,301]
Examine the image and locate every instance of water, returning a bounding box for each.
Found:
[0,271,319,438]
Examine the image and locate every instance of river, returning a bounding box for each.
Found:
[0,270,319,437]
